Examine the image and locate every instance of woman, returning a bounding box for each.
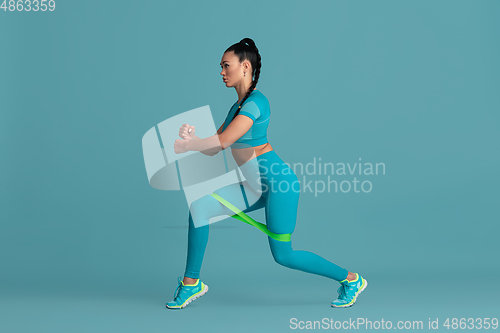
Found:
[168,38,367,309]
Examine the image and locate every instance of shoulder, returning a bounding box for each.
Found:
[249,89,268,103]
[238,90,270,122]
[245,89,269,110]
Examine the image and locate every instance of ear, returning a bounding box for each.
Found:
[243,60,251,72]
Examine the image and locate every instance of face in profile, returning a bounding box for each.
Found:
[220,51,249,87]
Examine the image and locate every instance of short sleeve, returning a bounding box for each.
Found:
[238,100,260,122]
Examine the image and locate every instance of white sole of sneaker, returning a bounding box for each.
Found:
[166,284,209,309]
[331,278,368,308]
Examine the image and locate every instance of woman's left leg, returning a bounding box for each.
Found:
[184,180,266,280]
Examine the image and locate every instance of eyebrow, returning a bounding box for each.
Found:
[219,61,229,65]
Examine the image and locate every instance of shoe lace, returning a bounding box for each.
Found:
[173,277,184,300]
[337,281,349,299]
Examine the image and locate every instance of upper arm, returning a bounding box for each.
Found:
[218,115,254,149]
[237,100,261,122]
[216,122,225,135]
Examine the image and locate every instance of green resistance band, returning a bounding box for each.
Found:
[210,193,291,242]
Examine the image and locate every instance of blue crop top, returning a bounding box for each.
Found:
[221,89,270,149]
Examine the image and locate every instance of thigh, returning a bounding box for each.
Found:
[212,180,266,215]
[190,180,267,228]
[264,173,300,235]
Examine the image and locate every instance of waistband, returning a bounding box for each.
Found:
[256,149,278,161]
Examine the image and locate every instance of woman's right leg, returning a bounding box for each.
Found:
[184,180,266,280]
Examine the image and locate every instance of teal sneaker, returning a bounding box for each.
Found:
[331,273,367,308]
[165,277,209,309]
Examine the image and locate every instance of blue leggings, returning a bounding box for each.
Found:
[184,150,349,282]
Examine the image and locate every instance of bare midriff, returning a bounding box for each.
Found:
[231,142,274,166]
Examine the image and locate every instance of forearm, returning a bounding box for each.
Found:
[199,147,220,156]
[186,134,221,156]
[188,135,208,155]
[185,134,224,154]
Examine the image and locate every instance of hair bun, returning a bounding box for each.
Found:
[240,38,255,48]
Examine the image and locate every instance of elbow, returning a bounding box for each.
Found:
[221,140,236,151]
[217,135,232,151]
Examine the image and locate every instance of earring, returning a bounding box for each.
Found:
[244,72,246,76]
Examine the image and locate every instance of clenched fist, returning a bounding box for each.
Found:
[179,124,195,141]
[174,139,188,154]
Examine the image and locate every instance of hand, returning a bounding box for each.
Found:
[174,139,188,154]
[179,124,195,140]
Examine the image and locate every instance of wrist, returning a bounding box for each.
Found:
[185,139,193,152]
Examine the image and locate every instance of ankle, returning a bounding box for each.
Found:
[346,272,357,282]
[183,277,199,285]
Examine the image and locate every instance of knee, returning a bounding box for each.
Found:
[270,241,294,267]
[189,194,216,221]
[189,197,202,216]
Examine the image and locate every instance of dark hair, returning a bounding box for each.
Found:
[225,38,262,121]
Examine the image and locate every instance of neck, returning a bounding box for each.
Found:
[235,80,255,104]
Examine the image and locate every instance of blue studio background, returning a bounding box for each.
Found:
[1,1,499,332]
